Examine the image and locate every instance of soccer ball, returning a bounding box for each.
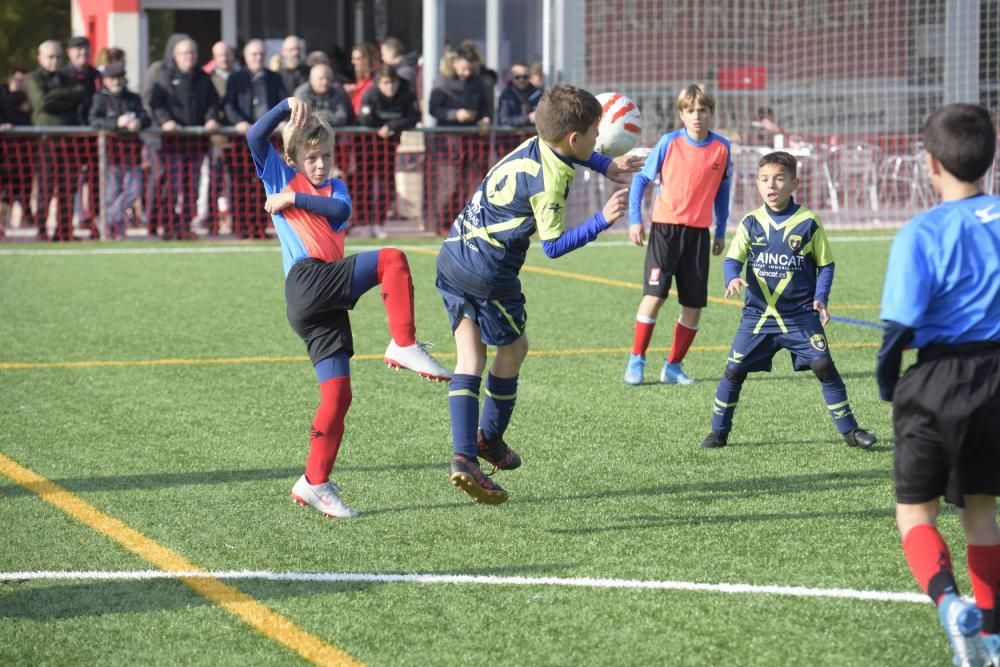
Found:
[595,92,642,157]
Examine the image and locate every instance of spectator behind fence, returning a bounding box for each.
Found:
[428,46,491,233]
[306,50,330,67]
[458,40,497,121]
[63,35,102,236]
[294,63,354,128]
[26,40,87,241]
[497,62,540,127]
[359,64,420,238]
[225,39,287,133]
[3,69,31,126]
[529,61,545,91]
[345,42,377,114]
[224,39,286,238]
[150,37,220,240]
[207,41,237,109]
[279,35,310,98]
[94,47,125,74]
[379,37,417,92]
[89,62,150,240]
[140,33,190,237]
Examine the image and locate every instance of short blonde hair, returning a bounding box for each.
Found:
[676,83,716,113]
[282,115,335,161]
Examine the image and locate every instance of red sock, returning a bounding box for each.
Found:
[632,318,656,356]
[305,377,352,484]
[377,247,416,346]
[667,320,698,364]
[968,543,1000,634]
[903,524,957,604]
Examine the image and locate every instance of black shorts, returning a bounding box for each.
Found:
[893,343,1000,507]
[642,223,710,307]
[285,256,359,365]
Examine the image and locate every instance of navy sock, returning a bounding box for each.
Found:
[449,374,481,458]
[820,375,859,434]
[480,373,518,442]
[710,373,744,433]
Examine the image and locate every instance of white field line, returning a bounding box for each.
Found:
[0,570,928,604]
[0,236,895,257]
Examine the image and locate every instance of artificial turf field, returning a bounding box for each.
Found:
[0,232,973,666]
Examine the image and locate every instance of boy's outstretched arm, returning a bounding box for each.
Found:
[541,188,628,259]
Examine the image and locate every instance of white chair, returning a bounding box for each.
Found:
[823,144,881,212]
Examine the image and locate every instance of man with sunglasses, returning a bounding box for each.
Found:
[497,62,541,128]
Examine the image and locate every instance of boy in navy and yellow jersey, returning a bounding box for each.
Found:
[624,84,732,386]
[437,83,642,505]
[248,97,450,519]
[699,151,876,450]
[877,104,1000,667]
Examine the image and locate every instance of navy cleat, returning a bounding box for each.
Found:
[699,432,728,449]
[450,454,509,505]
[477,428,522,472]
[843,427,877,449]
[937,593,987,667]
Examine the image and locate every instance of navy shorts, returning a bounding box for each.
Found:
[725,316,831,374]
[643,223,710,307]
[893,344,1000,507]
[436,274,527,347]
[285,256,358,364]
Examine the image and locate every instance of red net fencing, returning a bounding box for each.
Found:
[0,127,535,242]
[4,126,996,242]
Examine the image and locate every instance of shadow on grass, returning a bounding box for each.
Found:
[0,462,444,499]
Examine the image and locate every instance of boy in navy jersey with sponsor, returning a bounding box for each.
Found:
[877,104,1000,667]
[699,151,877,450]
[436,83,642,504]
[248,97,450,519]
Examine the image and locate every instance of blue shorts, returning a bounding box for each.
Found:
[436,275,527,346]
[726,317,832,374]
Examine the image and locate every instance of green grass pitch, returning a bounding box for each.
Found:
[0,233,970,665]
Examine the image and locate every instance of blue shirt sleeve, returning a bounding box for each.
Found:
[541,212,609,258]
[629,134,670,226]
[876,320,915,401]
[247,98,290,174]
[814,262,835,304]
[723,257,744,288]
[713,147,732,238]
[572,151,611,175]
[294,181,352,232]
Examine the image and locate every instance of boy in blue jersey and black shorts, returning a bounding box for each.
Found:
[248,97,450,519]
[877,104,1000,667]
[436,83,642,505]
[699,151,877,450]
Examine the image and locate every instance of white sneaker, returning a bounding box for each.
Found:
[290,475,359,519]
[384,340,452,382]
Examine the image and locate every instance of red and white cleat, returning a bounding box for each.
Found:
[384,340,451,382]
[291,475,359,519]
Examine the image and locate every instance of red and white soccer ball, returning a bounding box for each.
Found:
[595,92,642,157]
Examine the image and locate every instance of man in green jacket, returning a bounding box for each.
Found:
[25,40,86,240]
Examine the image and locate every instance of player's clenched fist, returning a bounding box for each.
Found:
[602,188,629,224]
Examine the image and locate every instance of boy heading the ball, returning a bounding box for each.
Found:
[624,83,732,386]
[248,97,450,519]
[436,83,642,504]
[877,103,1000,666]
[698,150,876,451]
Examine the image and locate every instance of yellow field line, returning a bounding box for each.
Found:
[0,452,363,667]
[0,342,879,371]
[406,247,879,311]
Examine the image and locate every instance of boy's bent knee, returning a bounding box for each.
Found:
[724,367,747,384]
[810,357,838,382]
